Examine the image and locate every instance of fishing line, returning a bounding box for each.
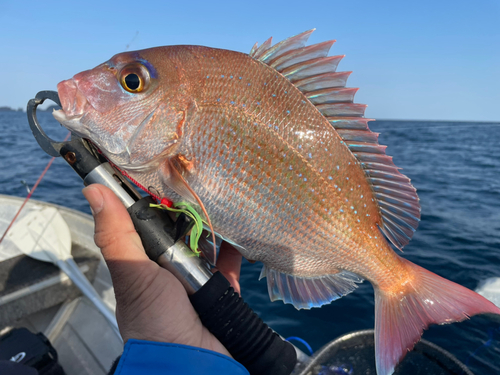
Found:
[150,201,207,255]
[0,131,71,246]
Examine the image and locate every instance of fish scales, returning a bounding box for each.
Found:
[162,46,389,278]
[53,31,500,375]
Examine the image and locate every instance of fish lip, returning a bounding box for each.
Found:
[56,78,91,119]
[52,108,79,123]
[53,78,93,138]
[52,108,91,139]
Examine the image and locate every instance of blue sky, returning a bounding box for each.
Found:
[1,0,498,121]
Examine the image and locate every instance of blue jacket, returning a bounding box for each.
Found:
[113,339,249,375]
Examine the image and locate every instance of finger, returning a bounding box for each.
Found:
[215,242,242,294]
[82,184,157,293]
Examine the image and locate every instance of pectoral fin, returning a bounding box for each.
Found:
[162,156,217,265]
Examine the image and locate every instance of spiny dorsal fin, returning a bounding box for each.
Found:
[250,30,421,249]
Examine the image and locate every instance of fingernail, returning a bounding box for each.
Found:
[82,185,104,215]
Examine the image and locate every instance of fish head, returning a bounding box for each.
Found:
[53,48,185,170]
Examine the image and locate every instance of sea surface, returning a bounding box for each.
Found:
[1,111,500,374]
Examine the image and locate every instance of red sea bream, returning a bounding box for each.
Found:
[53,30,500,375]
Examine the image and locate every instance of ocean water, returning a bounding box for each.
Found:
[1,111,500,374]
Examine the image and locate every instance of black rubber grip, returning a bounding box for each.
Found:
[127,197,177,261]
[190,272,297,375]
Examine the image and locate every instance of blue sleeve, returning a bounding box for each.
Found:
[113,339,249,375]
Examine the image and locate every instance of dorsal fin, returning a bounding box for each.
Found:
[250,30,421,250]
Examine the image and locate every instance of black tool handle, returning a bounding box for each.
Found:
[127,196,177,261]
[190,272,297,375]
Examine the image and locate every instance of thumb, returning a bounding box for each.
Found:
[82,184,158,296]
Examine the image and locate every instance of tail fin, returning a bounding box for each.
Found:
[374,257,500,375]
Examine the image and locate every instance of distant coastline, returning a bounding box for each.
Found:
[0,106,24,112]
[0,105,59,112]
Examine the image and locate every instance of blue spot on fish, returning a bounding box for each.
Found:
[230,75,233,78]
[221,75,224,78]
[328,176,333,180]
[304,178,307,181]
[134,57,158,79]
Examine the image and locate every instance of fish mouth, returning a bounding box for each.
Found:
[53,78,91,138]
[57,78,90,118]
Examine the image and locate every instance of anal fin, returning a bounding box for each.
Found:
[260,265,363,310]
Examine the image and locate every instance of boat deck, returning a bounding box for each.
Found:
[0,195,122,374]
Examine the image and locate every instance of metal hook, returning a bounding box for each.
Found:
[27,90,66,157]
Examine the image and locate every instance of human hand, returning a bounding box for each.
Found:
[82,184,242,356]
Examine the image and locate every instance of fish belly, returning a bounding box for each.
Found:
[180,102,383,279]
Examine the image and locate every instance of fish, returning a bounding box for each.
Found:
[53,30,500,375]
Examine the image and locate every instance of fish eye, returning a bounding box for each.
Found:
[125,74,140,90]
[119,63,150,93]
